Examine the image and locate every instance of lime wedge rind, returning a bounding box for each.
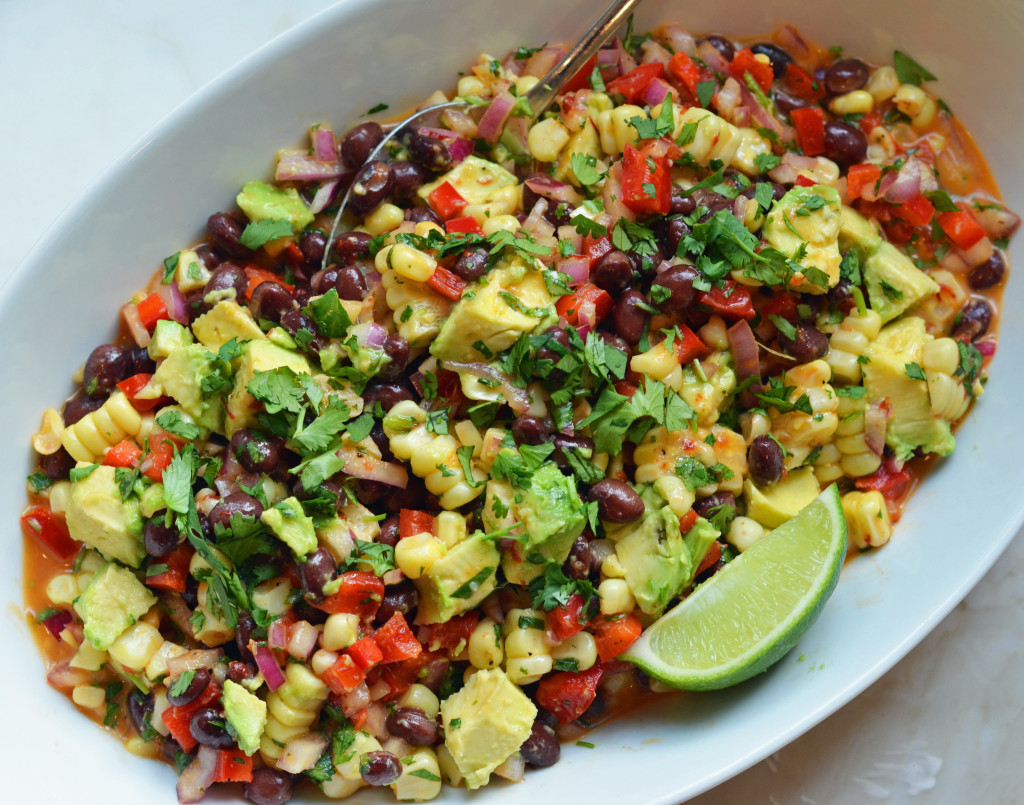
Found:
[623,484,846,691]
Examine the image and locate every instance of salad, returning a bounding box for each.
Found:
[21,18,1016,805]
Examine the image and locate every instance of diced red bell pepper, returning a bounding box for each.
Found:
[347,635,385,671]
[279,241,305,269]
[350,708,369,731]
[937,207,987,250]
[426,265,468,300]
[846,163,883,201]
[102,439,143,469]
[140,439,176,482]
[620,142,671,216]
[145,543,192,593]
[243,266,294,301]
[782,63,825,101]
[858,109,883,136]
[116,373,166,412]
[427,181,467,220]
[547,594,589,642]
[582,235,613,268]
[322,653,366,695]
[161,682,221,753]
[444,215,482,235]
[760,291,800,322]
[729,48,774,93]
[695,540,723,576]
[399,509,435,539]
[792,175,814,188]
[854,457,913,504]
[678,508,699,534]
[212,748,253,783]
[671,324,708,364]
[314,571,385,620]
[535,665,604,724]
[697,280,755,320]
[374,612,423,664]
[425,612,480,654]
[21,505,79,561]
[790,106,826,157]
[666,50,711,100]
[136,293,170,331]
[591,613,643,662]
[555,281,614,328]
[894,194,936,228]
[605,62,665,105]
[378,650,444,699]
[613,380,638,399]
[560,55,599,94]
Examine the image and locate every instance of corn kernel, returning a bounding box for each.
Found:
[829,90,874,116]
[911,97,938,130]
[395,532,445,579]
[32,408,64,455]
[505,654,553,685]
[322,613,360,652]
[398,683,441,719]
[551,631,598,671]
[69,640,107,672]
[108,622,163,671]
[376,243,437,283]
[598,578,635,615]
[311,648,338,675]
[363,203,405,236]
[414,221,445,238]
[457,75,487,98]
[527,117,571,163]
[46,573,78,606]
[72,685,106,710]
[865,65,900,102]
[894,84,927,118]
[727,516,766,552]
[468,618,504,670]
[435,510,467,549]
[481,214,520,236]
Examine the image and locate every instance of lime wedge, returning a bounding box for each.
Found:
[623,484,846,690]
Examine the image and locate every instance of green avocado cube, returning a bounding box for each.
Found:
[261,497,317,557]
[611,504,691,617]
[148,319,193,360]
[863,242,941,323]
[414,533,499,624]
[762,184,842,292]
[66,465,145,568]
[74,563,157,650]
[221,679,267,756]
[147,343,227,433]
[236,180,313,234]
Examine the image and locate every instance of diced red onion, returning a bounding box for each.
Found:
[883,158,922,204]
[696,39,731,73]
[501,51,524,77]
[776,25,812,62]
[494,753,526,782]
[287,620,320,661]
[278,733,328,774]
[477,90,517,144]
[418,127,475,165]
[444,361,531,412]
[363,701,388,740]
[268,619,289,651]
[727,319,761,382]
[642,76,674,107]
[973,204,1021,240]
[595,47,622,80]
[769,153,830,186]
[860,170,896,203]
[440,107,478,139]
[556,225,582,254]
[575,299,598,339]
[276,148,345,181]
[557,255,590,286]
[640,39,673,65]
[122,301,151,348]
[310,124,336,163]
[523,198,555,238]
[155,281,188,325]
[42,609,72,640]
[525,175,582,206]
[368,678,392,701]
[603,162,635,225]
[47,662,91,692]
[864,401,889,456]
[177,746,218,804]
[253,643,286,691]
[714,78,746,126]
[661,24,696,56]
[341,682,371,717]
[611,37,636,74]
[166,649,224,679]
[524,46,566,80]
[351,321,388,350]
[309,180,339,214]
[339,448,409,488]
[738,84,793,141]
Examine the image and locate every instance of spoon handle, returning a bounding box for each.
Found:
[525,0,645,114]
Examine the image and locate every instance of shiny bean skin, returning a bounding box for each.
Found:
[62,389,103,426]
[348,161,393,216]
[39,447,75,481]
[334,265,368,301]
[374,581,419,626]
[244,767,294,805]
[778,322,829,362]
[377,515,401,548]
[231,429,283,474]
[512,414,550,446]
[333,231,373,266]
[390,160,426,199]
[670,191,697,216]
[535,326,571,366]
[360,751,403,787]
[204,262,249,299]
[823,120,868,166]
[166,667,212,707]
[749,42,792,78]
[235,610,257,663]
[693,491,737,522]
[662,216,692,258]
[208,492,264,531]
[563,534,594,581]
[310,266,340,295]
[83,344,128,398]
[297,547,338,601]
[953,299,993,341]
[280,310,328,353]
[249,280,297,324]
[824,58,869,95]
[451,247,490,282]
[552,433,596,468]
[747,435,785,486]
[340,121,384,168]
[385,707,438,746]
[408,131,453,173]
[126,689,154,737]
[404,207,443,227]
[699,34,735,62]
[376,334,410,382]
[592,250,634,295]
[189,707,235,749]
[298,228,328,267]
[362,382,414,414]
[773,88,809,115]
[651,264,699,313]
[969,252,1006,289]
[126,345,156,376]
[588,479,645,523]
[144,518,181,559]
[206,212,254,260]
[612,290,648,345]
[519,720,561,767]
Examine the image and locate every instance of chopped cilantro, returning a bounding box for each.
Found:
[239,219,293,250]
[893,50,937,86]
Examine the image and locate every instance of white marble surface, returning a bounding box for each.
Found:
[2,2,1021,803]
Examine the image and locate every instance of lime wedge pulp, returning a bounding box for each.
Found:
[623,484,846,691]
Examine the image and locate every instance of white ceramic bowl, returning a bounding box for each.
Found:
[5,1,1022,804]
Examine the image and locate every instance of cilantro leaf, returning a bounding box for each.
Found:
[528,562,598,612]
[570,152,604,186]
[893,50,937,86]
[696,80,716,108]
[304,288,353,338]
[239,219,293,250]
[904,362,927,381]
[155,410,201,441]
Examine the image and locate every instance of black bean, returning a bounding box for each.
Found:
[747,435,785,486]
[778,322,829,362]
[693,491,737,522]
[385,707,438,746]
[363,382,414,414]
[348,161,393,216]
[552,433,595,469]
[378,515,401,548]
[207,212,254,260]
[749,43,792,79]
[204,262,249,299]
[39,447,75,481]
[355,479,388,507]
[827,277,857,315]
[588,479,645,523]
[195,243,222,271]
[125,345,156,376]
[208,492,264,532]
[333,265,368,301]
[231,429,282,475]
[228,661,256,684]
[82,344,128,398]
[699,34,735,62]
[405,207,443,227]
[535,326,571,368]
[244,767,294,805]
[340,121,384,168]
[563,534,594,581]
[519,720,561,767]
[279,309,326,353]
[62,389,103,426]
[823,120,868,166]
[298,229,328,267]
[612,290,648,345]
[391,161,426,200]
[167,667,212,707]
[579,693,607,724]
[969,252,1006,290]
[235,610,257,663]
[310,266,340,295]
[773,88,809,115]
[597,332,631,362]
[376,334,410,382]
[298,547,338,601]
[512,414,550,446]
[189,707,235,748]
[360,751,402,787]
[591,249,635,295]
[408,131,453,173]
[126,689,154,737]
[451,247,490,282]
[652,264,700,313]
[375,581,419,626]
[333,231,373,266]
[249,279,297,324]
[824,58,869,95]
[144,518,181,559]
[661,216,693,258]
[670,190,697,216]
[379,478,430,513]
[953,299,993,341]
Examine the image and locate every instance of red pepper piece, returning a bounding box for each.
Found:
[535,665,604,723]
[790,107,826,156]
[374,612,423,664]
[425,265,468,300]
[697,280,756,320]
[620,142,671,215]
[21,505,80,561]
[546,594,589,642]
[729,48,775,93]
[427,181,467,220]
[605,62,665,105]
[314,571,385,620]
[592,613,643,663]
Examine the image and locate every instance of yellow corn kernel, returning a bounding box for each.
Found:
[363,203,405,236]
[145,640,187,684]
[375,243,437,283]
[322,613,360,652]
[69,640,107,672]
[598,578,635,615]
[435,511,467,549]
[865,65,900,102]
[630,340,679,379]
[598,103,645,154]
[516,74,540,96]
[527,117,571,163]
[894,84,928,118]
[395,532,445,579]
[829,90,873,116]
[251,578,293,616]
[46,573,78,606]
[393,747,442,802]
[33,408,64,455]
[72,685,106,710]
[841,450,882,478]
[452,420,483,455]
[457,75,487,97]
[480,214,520,236]
[923,337,960,376]
[842,489,892,549]
[728,515,766,552]
[398,683,441,719]
[108,622,163,671]
[551,631,598,672]
[311,649,338,676]
[414,221,445,238]
[468,618,504,670]
[653,475,697,520]
[506,654,553,686]
[911,98,938,130]
[601,553,627,579]
[698,315,729,351]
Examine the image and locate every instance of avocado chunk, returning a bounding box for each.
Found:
[743,466,822,529]
[261,496,317,557]
[431,257,554,363]
[498,462,587,585]
[236,180,313,234]
[74,562,157,650]
[838,204,883,254]
[762,184,842,293]
[221,678,267,756]
[66,465,145,568]
[418,155,518,209]
[146,343,228,433]
[148,319,193,360]
[191,299,266,352]
[413,532,500,624]
[863,242,941,323]
[226,340,312,437]
[611,503,694,617]
[863,316,954,459]
[440,668,537,789]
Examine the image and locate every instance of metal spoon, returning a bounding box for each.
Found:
[323,0,643,265]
